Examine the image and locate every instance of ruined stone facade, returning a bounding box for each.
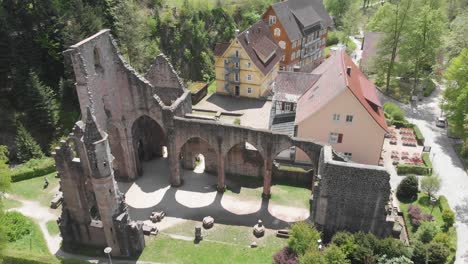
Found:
[54,29,399,255]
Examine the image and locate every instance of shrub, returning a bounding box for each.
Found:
[392,119,410,129]
[416,221,439,243]
[442,209,455,228]
[420,175,441,198]
[408,205,423,226]
[324,245,350,264]
[412,241,450,264]
[375,237,411,260]
[0,211,33,242]
[273,246,298,264]
[433,232,455,251]
[15,123,44,162]
[7,157,56,182]
[396,164,431,176]
[396,175,419,201]
[299,249,326,264]
[233,118,241,125]
[422,153,432,169]
[438,195,450,211]
[409,124,425,145]
[327,31,340,46]
[422,79,436,97]
[383,102,405,121]
[331,231,356,257]
[288,222,321,256]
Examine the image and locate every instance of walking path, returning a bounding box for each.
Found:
[378,81,468,263]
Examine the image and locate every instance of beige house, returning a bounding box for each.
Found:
[214,21,282,98]
[295,50,388,165]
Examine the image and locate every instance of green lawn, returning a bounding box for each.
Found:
[139,233,283,264]
[399,194,457,263]
[9,172,60,207]
[225,181,310,209]
[2,197,22,209]
[47,220,60,236]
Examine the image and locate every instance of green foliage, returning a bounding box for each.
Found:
[420,175,441,198]
[422,153,432,169]
[396,164,432,176]
[442,49,468,151]
[409,124,425,145]
[0,212,33,242]
[0,145,11,193]
[411,241,450,264]
[396,175,419,201]
[7,158,55,183]
[233,118,241,125]
[383,102,405,121]
[287,222,321,256]
[375,237,411,260]
[299,249,327,264]
[324,245,350,264]
[15,123,44,162]
[327,31,340,46]
[444,9,468,59]
[325,0,353,26]
[416,221,439,243]
[441,209,455,228]
[378,255,414,264]
[331,231,356,258]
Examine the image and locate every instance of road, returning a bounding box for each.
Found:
[379,82,468,263]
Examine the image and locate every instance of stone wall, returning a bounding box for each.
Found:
[311,146,396,240]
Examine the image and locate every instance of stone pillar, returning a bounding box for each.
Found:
[167,131,181,187]
[217,153,226,192]
[262,158,273,198]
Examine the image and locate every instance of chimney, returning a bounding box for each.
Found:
[346,66,351,76]
[246,30,250,44]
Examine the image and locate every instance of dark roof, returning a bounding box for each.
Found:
[272,71,320,103]
[214,42,230,57]
[271,0,333,41]
[237,21,283,76]
[296,50,388,132]
[360,32,385,70]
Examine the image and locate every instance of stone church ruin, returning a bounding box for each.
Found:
[54,30,400,256]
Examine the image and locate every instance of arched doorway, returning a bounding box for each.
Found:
[272,145,314,187]
[131,115,166,176]
[225,142,264,178]
[179,137,217,175]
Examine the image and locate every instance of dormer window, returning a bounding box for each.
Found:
[269,15,276,25]
[274,28,281,37]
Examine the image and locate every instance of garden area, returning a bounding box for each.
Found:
[396,175,457,264]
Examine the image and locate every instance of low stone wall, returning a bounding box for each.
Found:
[272,163,313,186]
[191,83,208,104]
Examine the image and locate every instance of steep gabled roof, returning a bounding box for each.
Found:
[214,42,230,57]
[271,0,333,41]
[295,50,388,132]
[237,21,283,76]
[272,72,320,103]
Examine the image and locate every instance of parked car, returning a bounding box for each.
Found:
[436,116,447,128]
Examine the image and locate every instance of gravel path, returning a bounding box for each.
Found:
[378,81,468,263]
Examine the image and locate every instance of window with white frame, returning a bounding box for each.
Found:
[247,87,252,94]
[279,41,286,49]
[285,103,291,111]
[269,15,276,25]
[247,74,252,81]
[332,113,340,121]
[329,132,343,144]
[346,115,354,123]
[274,28,281,36]
[344,152,352,160]
[246,62,251,68]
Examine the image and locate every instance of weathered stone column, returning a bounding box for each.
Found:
[167,130,181,187]
[217,153,226,192]
[262,158,273,198]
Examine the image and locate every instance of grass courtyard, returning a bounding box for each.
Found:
[8,171,60,207]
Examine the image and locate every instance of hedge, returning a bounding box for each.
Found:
[409,124,425,145]
[3,256,50,264]
[7,158,56,182]
[397,164,432,176]
[422,153,432,169]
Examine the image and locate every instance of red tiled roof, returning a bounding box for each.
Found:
[295,50,388,132]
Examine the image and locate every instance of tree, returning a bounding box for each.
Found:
[331,231,356,258]
[288,222,321,256]
[378,255,414,264]
[444,9,468,59]
[24,71,60,149]
[441,209,455,229]
[375,237,411,259]
[396,175,419,201]
[399,2,445,95]
[324,245,350,264]
[416,221,439,243]
[442,49,468,155]
[412,241,449,264]
[325,0,354,27]
[15,123,44,162]
[368,0,414,92]
[340,2,362,51]
[299,249,327,264]
[420,175,441,198]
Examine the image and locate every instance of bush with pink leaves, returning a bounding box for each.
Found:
[273,247,298,264]
[408,205,433,227]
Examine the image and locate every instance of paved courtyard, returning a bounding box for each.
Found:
[118,157,310,231]
[194,93,272,129]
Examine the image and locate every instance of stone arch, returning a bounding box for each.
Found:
[178,136,218,174]
[225,141,265,178]
[272,145,314,165]
[131,115,166,176]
